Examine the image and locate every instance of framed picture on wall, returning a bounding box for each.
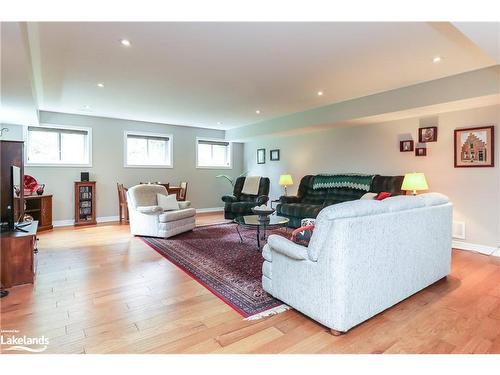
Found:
[454,125,494,168]
[400,140,414,152]
[257,148,266,164]
[415,147,427,157]
[418,126,438,143]
[270,149,280,161]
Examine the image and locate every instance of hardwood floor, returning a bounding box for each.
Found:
[1,212,499,354]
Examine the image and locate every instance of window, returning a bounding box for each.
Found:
[26,125,91,166]
[196,138,232,168]
[124,131,173,168]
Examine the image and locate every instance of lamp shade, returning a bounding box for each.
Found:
[402,173,429,193]
[279,174,293,186]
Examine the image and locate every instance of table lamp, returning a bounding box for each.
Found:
[402,172,429,195]
[279,174,293,196]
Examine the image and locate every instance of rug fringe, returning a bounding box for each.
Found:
[244,304,291,321]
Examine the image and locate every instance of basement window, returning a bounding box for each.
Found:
[196,138,232,169]
[124,131,173,168]
[26,124,92,167]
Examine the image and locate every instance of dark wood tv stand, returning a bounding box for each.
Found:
[0,221,38,288]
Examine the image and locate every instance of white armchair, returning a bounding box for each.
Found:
[127,184,196,238]
[262,193,453,334]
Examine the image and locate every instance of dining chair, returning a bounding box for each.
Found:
[117,183,129,223]
[178,182,188,201]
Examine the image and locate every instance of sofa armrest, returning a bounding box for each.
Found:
[136,205,163,214]
[267,235,308,260]
[256,195,269,205]
[222,195,237,203]
[279,195,301,204]
[178,201,191,209]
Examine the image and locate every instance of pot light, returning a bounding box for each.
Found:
[120,39,131,47]
[433,56,441,63]
[255,110,261,114]
[317,91,324,96]
[217,121,222,125]
[97,83,104,88]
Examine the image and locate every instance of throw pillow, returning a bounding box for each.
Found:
[157,193,179,211]
[360,192,378,200]
[376,192,392,201]
[291,225,315,246]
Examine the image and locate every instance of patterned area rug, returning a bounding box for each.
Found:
[141,223,289,319]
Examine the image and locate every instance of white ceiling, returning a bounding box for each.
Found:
[4,22,498,129]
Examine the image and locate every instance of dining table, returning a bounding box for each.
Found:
[140,182,184,201]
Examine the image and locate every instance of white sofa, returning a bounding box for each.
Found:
[262,193,453,334]
[127,184,196,238]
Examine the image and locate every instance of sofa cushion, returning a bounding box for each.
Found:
[360,192,378,200]
[324,188,366,205]
[278,203,323,219]
[159,208,196,223]
[157,193,180,211]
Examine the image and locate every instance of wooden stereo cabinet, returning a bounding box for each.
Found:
[0,221,38,288]
[74,181,96,226]
[23,195,53,231]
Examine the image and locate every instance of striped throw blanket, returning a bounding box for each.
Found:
[312,174,375,191]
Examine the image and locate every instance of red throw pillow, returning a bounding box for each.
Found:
[291,225,315,246]
[376,192,392,201]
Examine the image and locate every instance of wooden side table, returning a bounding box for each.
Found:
[0,221,38,288]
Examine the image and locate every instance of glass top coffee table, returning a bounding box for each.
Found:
[234,215,289,249]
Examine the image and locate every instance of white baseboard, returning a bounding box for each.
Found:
[97,215,120,223]
[196,207,224,213]
[452,240,499,256]
[53,215,120,227]
[52,219,74,227]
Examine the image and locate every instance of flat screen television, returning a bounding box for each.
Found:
[1,165,26,232]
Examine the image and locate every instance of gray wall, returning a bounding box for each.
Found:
[6,111,244,222]
[243,104,500,248]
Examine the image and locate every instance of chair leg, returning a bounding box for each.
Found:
[119,206,123,222]
[330,329,345,336]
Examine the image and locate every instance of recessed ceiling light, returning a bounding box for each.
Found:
[120,39,131,47]
[433,56,441,63]
[97,83,104,88]
[255,110,261,114]
[317,91,324,96]
[217,121,222,125]
[83,105,91,109]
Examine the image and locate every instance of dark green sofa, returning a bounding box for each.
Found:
[277,174,404,228]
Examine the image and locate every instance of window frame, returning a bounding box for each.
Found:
[24,123,93,167]
[123,130,174,168]
[195,137,232,170]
